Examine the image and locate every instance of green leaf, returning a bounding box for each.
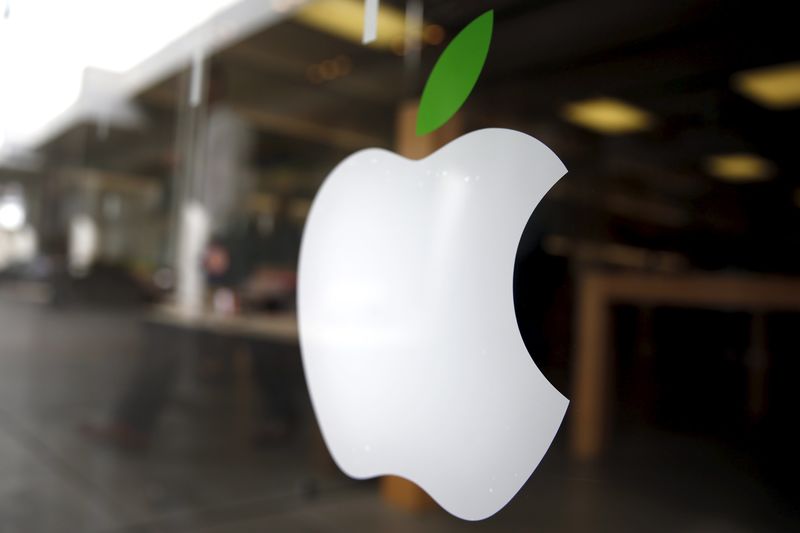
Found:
[416,10,494,136]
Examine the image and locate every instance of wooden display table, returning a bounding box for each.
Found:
[571,270,800,460]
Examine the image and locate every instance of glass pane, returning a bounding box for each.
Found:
[0,0,798,530]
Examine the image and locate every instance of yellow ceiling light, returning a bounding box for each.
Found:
[732,62,800,109]
[562,97,655,134]
[294,0,416,50]
[704,153,775,183]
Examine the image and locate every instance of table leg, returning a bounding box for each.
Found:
[746,313,769,420]
[571,274,610,460]
[380,476,437,512]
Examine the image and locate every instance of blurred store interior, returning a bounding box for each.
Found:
[1,0,799,530]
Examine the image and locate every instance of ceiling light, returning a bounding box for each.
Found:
[306,55,352,84]
[732,62,800,109]
[704,153,775,183]
[294,0,417,49]
[562,97,654,134]
[423,24,445,46]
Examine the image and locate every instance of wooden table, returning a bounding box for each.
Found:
[147,305,298,344]
[142,305,341,470]
[571,270,800,460]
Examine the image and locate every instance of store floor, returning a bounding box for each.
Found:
[0,292,796,532]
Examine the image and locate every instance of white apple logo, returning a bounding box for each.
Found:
[297,128,568,521]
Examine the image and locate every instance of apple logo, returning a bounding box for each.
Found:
[297,127,569,520]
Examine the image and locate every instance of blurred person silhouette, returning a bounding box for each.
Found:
[82,65,302,449]
[207,208,302,444]
[175,63,254,313]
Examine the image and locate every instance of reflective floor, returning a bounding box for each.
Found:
[0,291,796,532]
